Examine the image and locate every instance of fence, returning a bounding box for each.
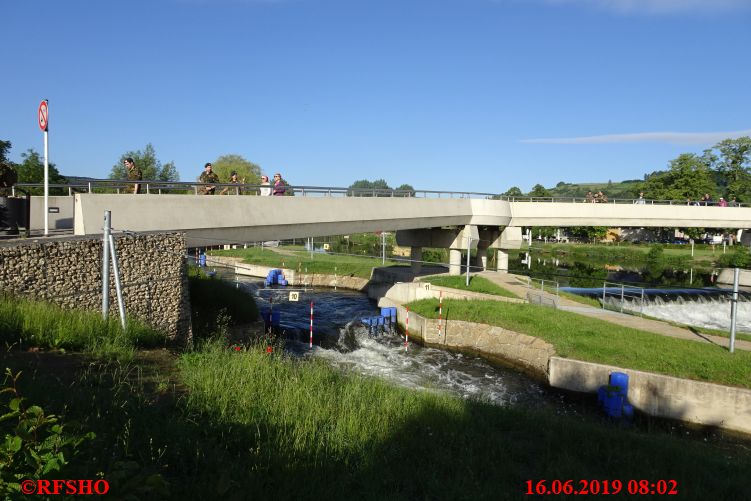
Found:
[601,281,645,315]
[11,180,747,206]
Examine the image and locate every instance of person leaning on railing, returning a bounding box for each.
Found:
[124,157,142,194]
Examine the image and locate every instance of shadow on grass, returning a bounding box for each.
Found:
[3,349,751,500]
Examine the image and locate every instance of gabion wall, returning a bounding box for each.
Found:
[0,232,192,344]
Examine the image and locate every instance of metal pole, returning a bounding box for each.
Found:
[382,232,385,265]
[465,233,471,287]
[602,282,606,310]
[43,105,49,236]
[108,233,127,329]
[691,241,694,257]
[620,285,625,313]
[101,211,111,318]
[730,267,739,353]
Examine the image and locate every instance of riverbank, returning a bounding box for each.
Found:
[4,271,751,498]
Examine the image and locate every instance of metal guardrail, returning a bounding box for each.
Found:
[526,276,560,296]
[10,180,747,206]
[602,281,645,315]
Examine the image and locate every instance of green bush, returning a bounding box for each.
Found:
[0,369,94,497]
[188,267,258,340]
[717,249,751,268]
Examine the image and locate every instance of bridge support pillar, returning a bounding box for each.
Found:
[410,246,422,274]
[475,246,488,271]
[449,249,462,276]
[497,250,509,272]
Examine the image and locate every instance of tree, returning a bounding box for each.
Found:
[395,183,415,197]
[714,137,751,201]
[211,154,261,188]
[349,179,392,196]
[0,140,11,164]
[528,184,551,197]
[109,143,180,183]
[640,153,714,201]
[502,186,523,197]
[16,149,67,195]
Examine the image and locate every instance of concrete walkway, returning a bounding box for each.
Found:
[477,270,751,352]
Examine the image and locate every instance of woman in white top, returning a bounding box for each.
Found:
[259,175,272,196]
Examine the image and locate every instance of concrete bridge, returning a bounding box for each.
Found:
[64,191,751,274]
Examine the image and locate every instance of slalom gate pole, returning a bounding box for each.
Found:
[310,301,314,348]
[405,306,409,351]
[438,291,443,339]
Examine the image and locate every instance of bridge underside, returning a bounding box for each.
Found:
[74,195,751,247]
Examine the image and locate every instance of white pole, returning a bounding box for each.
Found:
[108,233,127,329]
[43,100,49,236]
[730,267,739,353]
[382,232,385,265]
[691,241,694,258]
[101,211,111,318]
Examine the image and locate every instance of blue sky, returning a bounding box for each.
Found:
[2,0,750,193]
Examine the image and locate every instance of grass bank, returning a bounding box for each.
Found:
[3,288,751,498]
[406,299,751,388]
[422,275,520,299]
[188,266,259,339]
[0,294,164,362]
[210,246,408,279]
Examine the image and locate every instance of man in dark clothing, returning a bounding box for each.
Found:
[199,163,220,195]
[124,157,142,194]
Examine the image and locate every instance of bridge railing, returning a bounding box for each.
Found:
[10,180,746,206]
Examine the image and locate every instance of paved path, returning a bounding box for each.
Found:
[477,271,751,352]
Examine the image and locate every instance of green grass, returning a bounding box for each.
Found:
[0,294,164,362]
[406,299,751,388]
[422,275,520,298]
[173,342,751,499]
[210,246,408,279]
[188,267,259,340]
[2,323,750,498]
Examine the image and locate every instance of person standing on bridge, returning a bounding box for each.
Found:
[272,173,286,196]
[124,157,142,194]
[259,175,272,196]
[199,163,220,195]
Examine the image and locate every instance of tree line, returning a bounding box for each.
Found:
[501,136,751,203]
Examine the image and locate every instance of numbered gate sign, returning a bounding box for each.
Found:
[289,292,300,302]
[38,100,49,131]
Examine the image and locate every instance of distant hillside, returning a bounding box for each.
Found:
[547,180,642,200]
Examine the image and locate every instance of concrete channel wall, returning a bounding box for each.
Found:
[549,358,751,435]
[0,232,192,344]
[380,282,751,435]
[377,296,554,378]
[207,255,370,291]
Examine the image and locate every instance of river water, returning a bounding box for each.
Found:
[227,274,587,416]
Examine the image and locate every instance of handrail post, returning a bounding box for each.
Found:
[602,282,606,310]
[620,285,625,312]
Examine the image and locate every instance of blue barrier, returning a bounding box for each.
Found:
[599,371,632,419]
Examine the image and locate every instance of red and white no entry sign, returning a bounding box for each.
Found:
[38,100,48,131]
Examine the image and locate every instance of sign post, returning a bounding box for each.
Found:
[38,100,49,236]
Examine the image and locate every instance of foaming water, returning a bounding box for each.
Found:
[228,274,583,414]
[619,296,751,332]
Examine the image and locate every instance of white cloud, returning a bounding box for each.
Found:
[520,128,751,145]
[531,0,751,15]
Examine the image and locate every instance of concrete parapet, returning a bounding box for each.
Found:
[549,357,751,435]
